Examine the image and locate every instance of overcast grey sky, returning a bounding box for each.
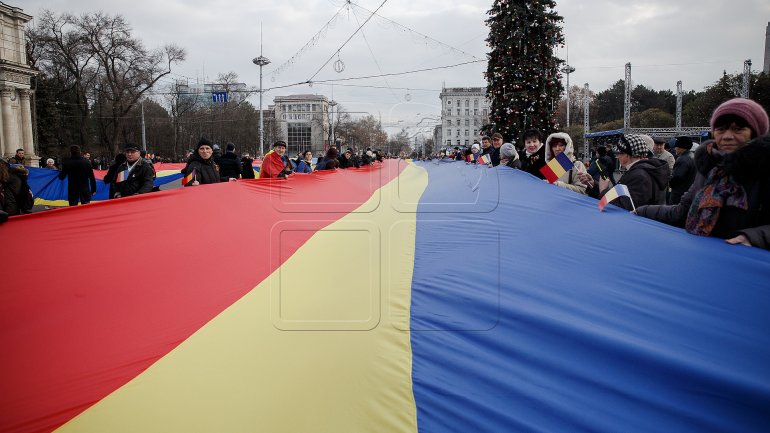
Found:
[20,0,770,133]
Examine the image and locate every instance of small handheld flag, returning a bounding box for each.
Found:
[540,152,574,184]
[466,154,475,163]
[182,168,196,186]
[599,184,633,212]
[478,154,491,165]
[115,169,129,183]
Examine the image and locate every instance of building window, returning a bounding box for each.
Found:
[465,109,469,116]
[473,129,477,136]
[456,99,461,106]
[457,140,461,146]
[482,109,488,116]
[474,109,478,115]
[474,119,478,126]
[456,129,460,137]
[456,109,460,116]
[447,139,451,146]
[465,119,469,126]
[287,122,312,153]
[465,139,469,146]
[465,129,469,136]
[465,100,470,107]
[447,100,452,105]
[474,99,479,107]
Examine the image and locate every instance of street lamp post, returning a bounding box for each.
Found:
[329,100,337,149]
[253,51,270,157]
[561,64,576,128]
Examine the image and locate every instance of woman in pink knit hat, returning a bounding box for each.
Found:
[636,98,770,250]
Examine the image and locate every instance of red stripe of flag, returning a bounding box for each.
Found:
[0,161,406,433]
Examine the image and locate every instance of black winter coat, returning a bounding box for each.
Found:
[519,146,547,179]
[241,157,256,179]
[0,181,17,215]
[637,141,770,249]
[669,150,696,204]
[218,152,241,180]
[491,146,501,167]
[182,155,221,186]
[589,158,670,211]
[59,157,96,195]
[104,158,155,197]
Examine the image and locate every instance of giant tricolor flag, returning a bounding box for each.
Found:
[1,160,768,433]
[540,151,574,183]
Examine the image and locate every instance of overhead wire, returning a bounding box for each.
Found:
[266,1,352,79]
[349,5,401,103]
[306,0,390,82]
[347,1,480,61]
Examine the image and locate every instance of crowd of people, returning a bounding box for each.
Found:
[426,98,770,250]
[2,98,769,251]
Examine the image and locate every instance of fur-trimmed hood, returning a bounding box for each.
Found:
[545,132,576,161]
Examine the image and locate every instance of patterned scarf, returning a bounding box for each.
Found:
[685,166,748,236]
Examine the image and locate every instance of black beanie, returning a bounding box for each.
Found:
[674,136,693,150]
[226,143,235,152]
[196,138,212,151]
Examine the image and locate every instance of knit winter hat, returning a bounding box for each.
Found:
[674,136,693,150]
[226,143,235,152]
[639,135,655,151]
[617,134,648,157]
[500,143,517,159]
[196,138,212,151]
[710,98,769,137]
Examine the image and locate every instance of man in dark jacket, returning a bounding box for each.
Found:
[490,133,504,166]
[669,136,697,204]
[580,134,670,211]
[218,143,242,180]
[241,153,256,179]
[105,143,154,198]
[338,148,359,169]
[8,149,25,165]
[58,145,97,206]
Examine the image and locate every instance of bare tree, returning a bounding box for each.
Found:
[78,12,185,154]
[27,10,99,148]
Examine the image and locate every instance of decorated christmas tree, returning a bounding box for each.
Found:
[485,0,565,144]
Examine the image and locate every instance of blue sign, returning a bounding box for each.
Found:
[212,91,228,103]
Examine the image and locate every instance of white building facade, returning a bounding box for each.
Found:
[439,87,490,149]
[272,95,329,155]
[0,2,38,162]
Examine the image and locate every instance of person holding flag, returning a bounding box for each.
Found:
[104,143,155,198]
[541,132,588,195]
[578,134,669,211]
[181,138,221,187]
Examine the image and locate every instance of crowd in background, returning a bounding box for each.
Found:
[2,98,769,251]
[428,98,770,250]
